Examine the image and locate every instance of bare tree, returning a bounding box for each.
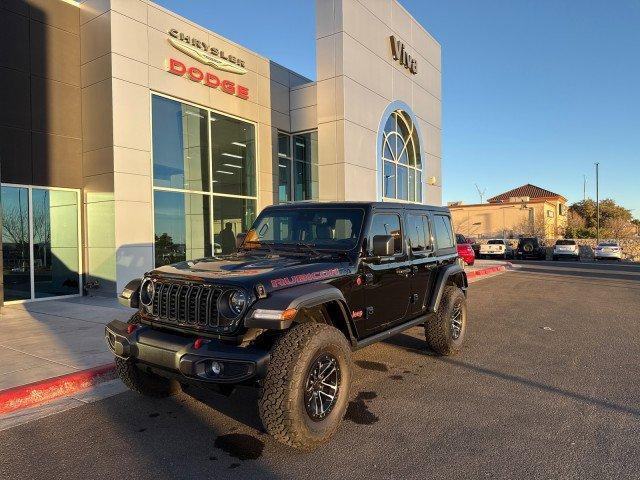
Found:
[604,217,635,239]
[512,209,547,238]
[2,205,29,246]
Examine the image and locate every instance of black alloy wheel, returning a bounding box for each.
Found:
[304,354,341,421]
[450,301,464,340]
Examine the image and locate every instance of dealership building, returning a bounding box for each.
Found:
[0,0,442,304]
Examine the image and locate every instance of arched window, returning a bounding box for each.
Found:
[380,108,423,202]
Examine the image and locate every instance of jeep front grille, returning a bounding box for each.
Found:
[151,281,224,329]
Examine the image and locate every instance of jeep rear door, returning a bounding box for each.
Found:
[405,212,438,316]
[359,211,411,336]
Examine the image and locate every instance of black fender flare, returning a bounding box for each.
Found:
[427,263,468,313]
[119,278,141,309]
[244,283,356,344]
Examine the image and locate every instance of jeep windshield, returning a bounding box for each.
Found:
[244,208,365,252]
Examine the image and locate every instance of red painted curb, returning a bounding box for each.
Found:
[0,363,116,415]
[467,265,507,279]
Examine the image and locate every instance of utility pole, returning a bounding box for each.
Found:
[595,163,600,244]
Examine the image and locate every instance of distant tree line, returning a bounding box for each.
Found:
[565,199,638,239]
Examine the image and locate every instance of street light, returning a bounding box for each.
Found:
[595,162,600,244]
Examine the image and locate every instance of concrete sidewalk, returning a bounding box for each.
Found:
[0,296,131,391]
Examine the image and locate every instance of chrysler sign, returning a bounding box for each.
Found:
[168,29,248,75]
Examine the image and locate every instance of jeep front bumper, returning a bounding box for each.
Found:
[105,320,269,384]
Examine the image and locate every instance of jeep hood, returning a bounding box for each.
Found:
[150,254,352,292]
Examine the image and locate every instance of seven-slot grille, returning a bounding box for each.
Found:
[151,281,222,328]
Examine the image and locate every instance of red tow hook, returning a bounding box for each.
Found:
[126,324,138,334]
[194,338,208,349]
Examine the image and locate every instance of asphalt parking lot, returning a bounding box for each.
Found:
[1,261,639,480]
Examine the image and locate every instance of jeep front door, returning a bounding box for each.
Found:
[359,212,411,336]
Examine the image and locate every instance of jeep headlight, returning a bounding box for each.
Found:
[140,277,154,307]
[217,289,248,321]
[229,290,247,315]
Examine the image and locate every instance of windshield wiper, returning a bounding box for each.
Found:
[295,242,322,256]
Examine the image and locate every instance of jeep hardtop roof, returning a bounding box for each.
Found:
[264,201,450,213]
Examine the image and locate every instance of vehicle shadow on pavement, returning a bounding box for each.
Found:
[182,384,264,431]
[59,386,282,478]
[385,332,640,419]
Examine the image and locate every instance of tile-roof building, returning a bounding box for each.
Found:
[449,184,568,239]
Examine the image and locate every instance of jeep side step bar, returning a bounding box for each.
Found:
[354,314,429,350]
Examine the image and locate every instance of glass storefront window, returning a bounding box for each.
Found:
[1,186,31,301]
[293,131,318,201]
[211,114,256,197]
[32,189,79,298]
[381,109,422,203]
[154,190,212,267]
[2,185,80,302]
[152,95,210,191]
[277,132,292,203]
[151,94,259,267]
[213,197,256,255]
[383,161,396,199]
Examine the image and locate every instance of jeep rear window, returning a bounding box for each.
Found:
[433,215,455,249]
[556,240,575,245]
[407,214,431,253]
[487,240,505,245]
[248,208,364,250]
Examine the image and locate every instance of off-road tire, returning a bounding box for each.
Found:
[258,323,352,451]
[425,286,467,356]
[114,313,181,398]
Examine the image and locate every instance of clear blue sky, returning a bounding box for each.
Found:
[156,0,640,218]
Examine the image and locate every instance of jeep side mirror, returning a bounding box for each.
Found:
[372,235,394,257]
[236,232,247,249]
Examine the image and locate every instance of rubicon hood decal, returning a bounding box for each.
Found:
[168,38,248,75]
[270,268,341,288]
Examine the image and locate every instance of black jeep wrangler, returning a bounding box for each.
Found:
[515,237,547,260]
[106,202,468,450]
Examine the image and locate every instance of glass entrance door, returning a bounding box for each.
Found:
[2,185,81,303]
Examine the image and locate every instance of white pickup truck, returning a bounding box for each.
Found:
[479,239,511,259]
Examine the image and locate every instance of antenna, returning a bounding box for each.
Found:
[475,183,486,203]
[583,174,586,202]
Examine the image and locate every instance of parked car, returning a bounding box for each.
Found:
[479,239,512,259]
[553,239,580,261]
[107,202,469,450]
[515,237,547,260]
[594,241,623,261]
[456,233,475,266]
[466,237,481,257]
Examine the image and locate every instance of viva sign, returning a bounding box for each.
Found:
[389,35,418,75]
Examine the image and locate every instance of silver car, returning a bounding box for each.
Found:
[594,241,623,261]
